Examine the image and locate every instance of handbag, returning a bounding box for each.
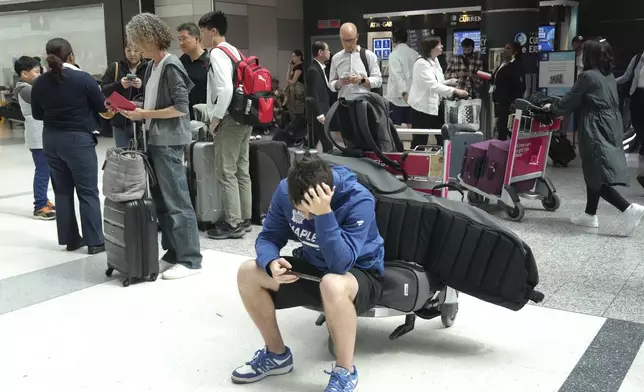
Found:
[444,98,482,129]
[102,122,155,202]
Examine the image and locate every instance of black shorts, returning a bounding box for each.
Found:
[268,256,383,315]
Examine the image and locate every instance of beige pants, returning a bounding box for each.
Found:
[214,115,252,226]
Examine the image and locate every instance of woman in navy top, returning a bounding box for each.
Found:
[31,38,107,254]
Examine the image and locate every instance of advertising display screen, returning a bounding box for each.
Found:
[453,30,481,54]
[539,25,556,52]
[373,38,392,60]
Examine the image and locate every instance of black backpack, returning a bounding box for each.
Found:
[359,48,383,96]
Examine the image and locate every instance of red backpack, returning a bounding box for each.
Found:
[217,46,274,126]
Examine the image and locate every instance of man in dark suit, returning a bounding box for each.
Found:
[306,41,333,152]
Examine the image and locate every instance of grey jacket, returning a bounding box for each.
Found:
[14,81,44,149]
[552,69,628,190]
[144,54,195,146]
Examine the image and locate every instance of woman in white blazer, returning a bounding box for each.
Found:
[408,36,468,148]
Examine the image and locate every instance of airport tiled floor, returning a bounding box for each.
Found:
[1,130,644,391]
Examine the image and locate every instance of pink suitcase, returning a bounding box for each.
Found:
[461,140,494,187]
[477,140,535,196]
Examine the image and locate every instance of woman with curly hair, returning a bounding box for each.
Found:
[120,12,203,280]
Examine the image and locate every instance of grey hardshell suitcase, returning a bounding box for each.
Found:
[104,122,159,287]
[187,141,224,231]
[288,147,318,166]
[441,124,485,181]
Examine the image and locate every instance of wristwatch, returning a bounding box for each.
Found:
[360,77,366,85]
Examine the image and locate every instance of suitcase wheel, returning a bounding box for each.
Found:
[122,278,131,287]
[541,193,561,212]
[149,273,159,282]
[105,267,114,278]
[440,303,459,328]
[505,202,525,222]
[467,191,489,206]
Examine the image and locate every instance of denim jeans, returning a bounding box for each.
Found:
[42,130,104,247]
[148,145,202,269]
[30,149,50,211]
[113,126,133,149]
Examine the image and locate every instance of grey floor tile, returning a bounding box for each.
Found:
[544,284,617,317]
[604,289,644,324]
[0,253,111,315]
[559,318,644,392]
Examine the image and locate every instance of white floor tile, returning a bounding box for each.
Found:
[0,250,605,392]
[619,342,644,392]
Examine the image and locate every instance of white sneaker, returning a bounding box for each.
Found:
[159,259,173,273]
[623,203,644,236]
[162,263,202,280]
[570,213,599,228]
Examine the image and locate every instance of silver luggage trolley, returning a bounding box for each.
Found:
[458,99,562,222]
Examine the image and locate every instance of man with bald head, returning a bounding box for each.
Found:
[328,22,382,100]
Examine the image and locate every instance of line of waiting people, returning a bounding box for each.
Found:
[14,12,253,281]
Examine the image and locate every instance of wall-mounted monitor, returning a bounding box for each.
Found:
[538,25,556,52]
[453,30,481,55]
[373,37,392,60]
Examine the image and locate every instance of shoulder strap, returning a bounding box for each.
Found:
[359,48,370,77]
[216,45,244,88]
[114,62,119,83]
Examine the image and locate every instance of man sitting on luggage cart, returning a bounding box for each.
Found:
[234,156,385,391]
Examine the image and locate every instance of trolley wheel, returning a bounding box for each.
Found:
[467,191,487,206]
[149,273,159,282]
[327,335,335,358]
[122,278,131,287]
[105,267,114,278]
[440,303,459,328]
[542,193,561,212]
[506,202,525,222]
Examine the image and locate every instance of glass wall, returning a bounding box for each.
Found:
[0,4,108,86]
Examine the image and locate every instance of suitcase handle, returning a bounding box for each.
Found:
[486,162,497,180]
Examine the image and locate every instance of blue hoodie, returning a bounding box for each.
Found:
[255,166,385,276]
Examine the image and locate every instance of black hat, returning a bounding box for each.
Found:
[572,35,584,43]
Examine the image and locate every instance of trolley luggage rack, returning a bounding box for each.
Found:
[458,106,563,222]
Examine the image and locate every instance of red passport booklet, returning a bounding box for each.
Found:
[105,92,137,111]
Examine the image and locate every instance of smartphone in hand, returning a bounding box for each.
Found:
[285,271,322,283]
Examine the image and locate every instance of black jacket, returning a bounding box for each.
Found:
[101,59,148,130]
[492,58,526,105]
[306,60,331,118]
[31,68,106,133]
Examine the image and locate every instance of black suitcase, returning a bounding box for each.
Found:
[104,198,159,286]
[103,122,159,287]
[549,133,576,167]
[249,140,290,224]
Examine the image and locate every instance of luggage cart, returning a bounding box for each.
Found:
[363,128,454,198]
[458,102,562,222]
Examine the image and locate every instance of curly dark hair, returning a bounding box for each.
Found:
[287,156,333,205]
[126,13,173,51]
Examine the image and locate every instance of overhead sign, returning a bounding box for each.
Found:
[318,19,341,29]
[450,13,482,26]
[369,20,393,29]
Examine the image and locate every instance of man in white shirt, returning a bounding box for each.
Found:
[199,10,253,240]
[386,28,417,126]
[328,22,382,100]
